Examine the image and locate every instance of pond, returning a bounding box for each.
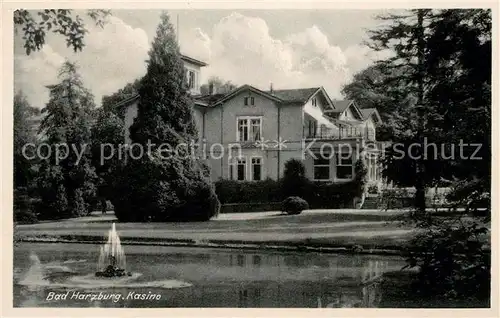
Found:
[13,243,405,308]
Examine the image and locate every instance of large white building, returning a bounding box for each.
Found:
[117,54,383,185]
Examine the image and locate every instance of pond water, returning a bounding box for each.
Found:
[13,243,405,308]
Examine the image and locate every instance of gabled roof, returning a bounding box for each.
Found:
[212,84,283,106]
[267,87,320,103]
[114,94,140,109]
[360,108,382,123]
[180,54,208,67]
[114,93,209,109]
[329,100,354,113]
[193,93,227,104]
[326,99,364,120]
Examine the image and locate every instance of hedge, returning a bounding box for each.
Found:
[215,179,361,209]
[220,202,282,213]
[215,179,282,204]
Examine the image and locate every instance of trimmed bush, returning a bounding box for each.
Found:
[215,179,281,204]
[214,159,367,211]
[220,202,282,213]
[281,196,309,215]
[215,178,364,209]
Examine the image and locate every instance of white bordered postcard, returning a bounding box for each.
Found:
[1,1,498,317]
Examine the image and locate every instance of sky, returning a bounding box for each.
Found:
[14,9,395,109]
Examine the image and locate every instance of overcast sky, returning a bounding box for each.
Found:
[14,9,395,109]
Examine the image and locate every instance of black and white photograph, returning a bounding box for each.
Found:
[4,3,496,313]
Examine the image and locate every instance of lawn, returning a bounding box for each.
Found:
[15,210,413,252]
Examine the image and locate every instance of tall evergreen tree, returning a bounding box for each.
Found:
[364,9,491,300]
[369,9,435,214]
[111,12,219,222]
[36,61,97,219]
[13,91,39,223]
[90,107,124,213]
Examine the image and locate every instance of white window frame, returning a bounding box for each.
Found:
[336,152,354,181]
[251,156,263,181]
[237,116,262,142]
[236,157,247,181]
[228,158,235,180]
[313,153,331,181]
[187,70,196,89]
[312,97,317,107]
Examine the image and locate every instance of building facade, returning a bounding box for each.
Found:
[118,54,383,186]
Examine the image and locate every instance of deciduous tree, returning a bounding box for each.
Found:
[14,9,111,55]
[36,61,97,219]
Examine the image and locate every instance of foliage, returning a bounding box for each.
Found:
[367,184,380,194]
[364,9,491,190]
[215,179,281,204]
[35,61,97,219]
[215,166,367,209]
[200,76,237,95]
[363,9,491,301]
[379,188,414,209]
[112,12,219,222]
[13,91,39,223]
[353,159,368,195]
[90,108,124,208]
[14,9,111,55]
[281,196,309,215]
[304,181,361,209]
[101,78,142,117]
[280,159,309,198]
[220,202,282,214]
[14,187,37,224]
[35,163,69,219]
[404,204,490,299]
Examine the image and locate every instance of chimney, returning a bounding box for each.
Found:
[270,83,273,93]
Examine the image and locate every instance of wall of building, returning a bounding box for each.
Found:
[192,105,204,141]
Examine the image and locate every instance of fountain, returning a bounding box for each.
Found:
[19,252,45,286]
[95,223,131,278]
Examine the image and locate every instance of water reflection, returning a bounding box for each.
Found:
[14,244,403,308]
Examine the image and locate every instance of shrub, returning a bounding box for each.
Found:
[112,156,220,222]
[403,177,490,302]
[367,184,380,194]
[220,202,282,213]
[379,188,413,209]
[353,159,368,195]
[281,159,309,198]
[215,179,281,204]
[14,188,37,224]
[281,196,309,215]
[303,181,359,209]
[214,159,368,210]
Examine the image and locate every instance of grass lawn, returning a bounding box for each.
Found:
[15,210,414,252]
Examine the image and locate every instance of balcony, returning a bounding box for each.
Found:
[304,126,375,141]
